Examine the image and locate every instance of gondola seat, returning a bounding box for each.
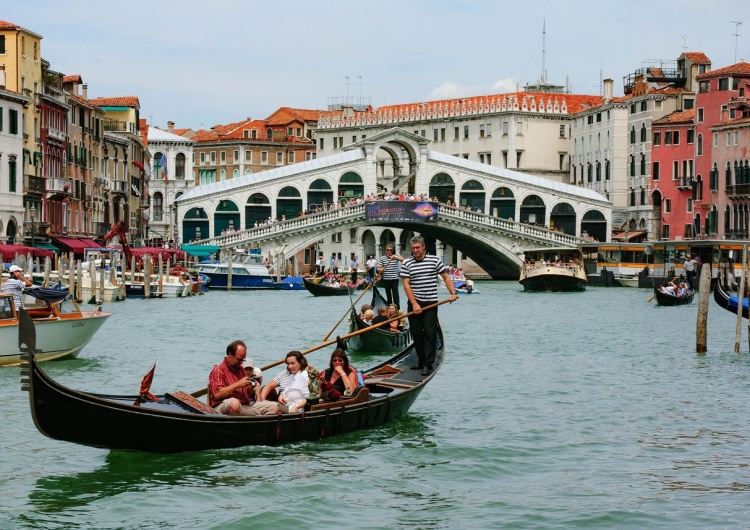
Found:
[310,386,370,411]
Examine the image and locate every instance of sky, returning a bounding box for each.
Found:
[2,0,748,131]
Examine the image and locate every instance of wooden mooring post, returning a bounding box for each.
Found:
[734,246,748,353]
[696,261,711,353]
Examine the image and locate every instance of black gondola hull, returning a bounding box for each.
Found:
[713,280,749,318]
[303,278,368,296]
[654,288,694,306]
[23,323,442,453]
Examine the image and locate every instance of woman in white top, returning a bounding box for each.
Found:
[278,351,310,413]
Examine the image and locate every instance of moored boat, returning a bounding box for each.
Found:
[272,276,305,290]
[519,247,587,292]
[713,279,748,318]
[1,288,110,366]
[614,275,639,288]
[19,309,444,453]
[195,250,274,289]
[346,285,411,354]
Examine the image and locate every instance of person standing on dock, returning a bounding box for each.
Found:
[378,244,405,309]
[400,236,459,376]
[684,254,698,289]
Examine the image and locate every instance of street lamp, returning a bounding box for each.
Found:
[26,205,37,248]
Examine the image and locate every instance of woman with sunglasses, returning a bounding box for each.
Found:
[318,349,359,401]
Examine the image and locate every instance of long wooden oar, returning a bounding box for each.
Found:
[321,278,377,341]
[647,274,682,303]
[190,297,453,399]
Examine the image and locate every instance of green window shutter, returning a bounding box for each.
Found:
[9,160,17,193]
[0,106,3,131]
[9,109,18,134]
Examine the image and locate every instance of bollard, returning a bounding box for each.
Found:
[735,246,748,353]
[696,261,711,353]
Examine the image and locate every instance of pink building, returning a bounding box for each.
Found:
[651,109,695,240]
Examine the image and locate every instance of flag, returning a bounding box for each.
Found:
[133,363,159,405]
[160,156,168,181]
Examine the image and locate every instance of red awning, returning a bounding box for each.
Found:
[79,238,101,248]
[0,244,55,261]
[52,237,96,254]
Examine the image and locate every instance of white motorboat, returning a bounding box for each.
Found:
[614,275,639,288]
[195,250,274,289]
[0,288,110,366]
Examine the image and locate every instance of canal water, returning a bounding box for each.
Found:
[2,282,750,529]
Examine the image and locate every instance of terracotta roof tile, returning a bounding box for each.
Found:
[0,19,21,29]
[682,52,711,64]
[697,62,750,79]
[266,107,323,124]
[653,108,695,124]
[63,75,83,84]
[88,96,141,108]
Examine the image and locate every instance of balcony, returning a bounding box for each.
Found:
[42,84,67,105]
[46,177,72,198]
[24,175,45,195]
[93,222,112,237]
[727,183,750,199]
[111,180,128,196]
[103,119,137,133]
[46,126,66,142]
[676,176,693,190]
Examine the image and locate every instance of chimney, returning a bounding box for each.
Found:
[603,79,613,104]
[82,84,88,100]
[168,121,175,134]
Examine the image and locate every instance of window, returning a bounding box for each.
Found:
[653,132,661,146]
[0,106,3,131]
[276,152,283,165]
[662,225,670,239]
[440,128,446,141]
[486,123,491,137]
[687,198,693,213]
[718,78,729,90]
[502,122,509,135]
[454,127,459,140]
[664,198,671,213]
[233,150,239,161]
[587,115,593,125]
[420,130,426,138]
[9,158,16,192]
[288,151,295,164]
[261,151,268,164]
[630,127,636,144]
[630,103,636,114]
[251,129,257,139]
[697,134,703,156]
[687,130,694,144]
[200,152,205,163]
[352,135,357,143]
[245,150,252,162]
[0,35,5,54]
[596,112,602,123]
[287,127,294,136]
[9,109,18,134]
[673,161,679,180]
[697,108,704,122]
[735,131,739,145]
[515,122,522,136]
[434,129,439,141]
[243,130,249,138]
[640,101,647,112]
[220,151,226,163]
[640,155,646,176]
[464,125,469,139]
[640,124,647,142]
[479,125,485,138]
[630,156,635,177]
[175,153,185,178]
[318,137,324,150]
[673,130,679,145]
[698,81,709,93]
[664,131,672,145]
[559,124,566,138]
[727,132,732,146]
[210,151,216,163]
[333,137,338,149]
[713,133,718,147]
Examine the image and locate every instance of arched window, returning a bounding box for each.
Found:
[640,123,647,142]
[152,192,163,221]
[175,153,186,178]
[630,126,636,144]
[697,134,703,156]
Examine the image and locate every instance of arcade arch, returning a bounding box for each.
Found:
[277,186,302,219]
[429,173,455,204]
[215,199,239,235]
[246,193,271,227]
[459,180,485,211]
[520,195,546,225]
[183,207,208,241]
[490,187,515,219]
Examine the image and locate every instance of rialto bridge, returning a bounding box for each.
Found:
[175,128,611,279]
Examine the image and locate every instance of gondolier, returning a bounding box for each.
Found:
[401,236,458,376]
[316,255,326,275]
[378,244,404,308]
[684,254,698,289]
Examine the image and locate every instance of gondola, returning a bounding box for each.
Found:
[346,285,411,354]
[713,279,749,318]
[653,285,694,306]
[19,307,443,453]
[303,277,368,296]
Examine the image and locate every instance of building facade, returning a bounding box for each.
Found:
[0,87,29,243]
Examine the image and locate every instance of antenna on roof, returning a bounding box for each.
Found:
[731,21,742,63]
[540,20,547,86]
[681,35,689,50]
[344,76,351,100]
[357,75,363,100]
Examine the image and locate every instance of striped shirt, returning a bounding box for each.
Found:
[400,254,446,302]
[378,255,400,280]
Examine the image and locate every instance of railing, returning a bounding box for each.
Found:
[42,84,67,105]
[111,180,128,194]
[188,201,584,250]
[676,176,693,190]
[46,126,66,142]
[727,183,750,198]
[46,177,72,195]
[103,119,137,133]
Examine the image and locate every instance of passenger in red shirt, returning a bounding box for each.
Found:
[208,340,278,415]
